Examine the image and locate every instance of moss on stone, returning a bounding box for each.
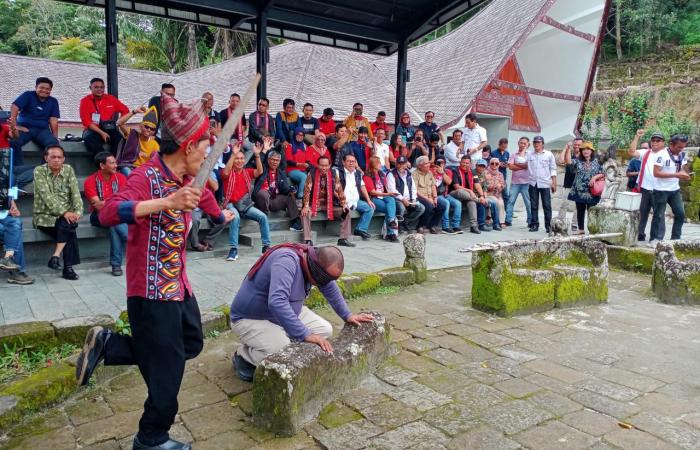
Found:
[0,322,56,352]
[607,246,654,274]
[555,275,607,306]
[0,363,76,431]
[674,247,700,262]
[343,273,381,298]
[318,401,362,428]
[305,287,327,310]
[687,273,700,300]
[378,268,415,287]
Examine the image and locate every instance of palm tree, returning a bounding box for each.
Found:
[48,37,101,64]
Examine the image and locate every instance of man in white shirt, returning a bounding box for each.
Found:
[444,129,466,168]
[649,134,690,243]
[387,156,426,232]
[527,135,557,234]
[335,153,374,247]
[628,130,668,242]
[461,113,488,166]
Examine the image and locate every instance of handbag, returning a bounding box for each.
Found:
[233,192,254,213]
[590,178,605,197]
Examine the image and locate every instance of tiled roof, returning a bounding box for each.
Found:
[0,0,552,128]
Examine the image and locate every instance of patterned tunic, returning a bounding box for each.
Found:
[567,159,604,205]
[99,154,223,301]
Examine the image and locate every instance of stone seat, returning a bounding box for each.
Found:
[252,313,391,436]
[652,240,700,305]
[471,238,609,316]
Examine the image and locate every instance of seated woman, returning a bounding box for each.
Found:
[408,129,430,166]
[284,127,309,200]
[363,156,399,242]
[115,106,159,176]
[564,141,604,234]
[484,157,507,229]
[389,133,409,169]
[395,112,416,144]
[307,133,329,169]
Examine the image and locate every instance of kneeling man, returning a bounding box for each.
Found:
[230,243,373,381]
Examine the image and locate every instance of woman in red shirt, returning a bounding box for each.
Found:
[284,127,309,200]
[307,133,330,169]
[363,156,399,242]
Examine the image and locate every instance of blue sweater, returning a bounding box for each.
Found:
[230,249,352,340]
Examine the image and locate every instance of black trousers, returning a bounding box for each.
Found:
[638,187,653,240]
[254,189,299,221]
[528,186,552,229]
[650,189,685,241]
[83,128,123,156]
[417,197,446,228]
[575,202,592,230]
[104,294,203,446]
[37,216,80,266]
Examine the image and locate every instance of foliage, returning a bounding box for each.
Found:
[581,103,604,150]
[0,341,78,383]
[605,92,650,146]
[114,318,131,336]
[48,37,101,64]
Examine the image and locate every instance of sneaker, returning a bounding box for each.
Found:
[62,266,79,281]
[226,248,239,261]
[261,245,270,254]
[133,436,192,450]
[441,228,455,234]
[75,326,111,386]
[0,255,20,271]
[289,220,303,232]
[493,225,502,231]
[386,234,399,243]
[111,266,123,277]
[529,226,539,232]
[7,271,34,285]
[478,225,492,232]
[389,219,399,230]
[232,353,256,382]
[470,226,481,234]
[337,239,356,247]
[453,227,464,234]
[48,256,61,270]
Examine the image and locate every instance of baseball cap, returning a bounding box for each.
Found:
[650,132,665,141]
[323,107,334,116]
[533,135,545,143]
[397,156,408,164]
[377,111,386,117]
[476,159,488,166]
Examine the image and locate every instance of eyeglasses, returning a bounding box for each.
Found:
[490,163,499,166]
[651,138,663,142]
[143,125,155,131]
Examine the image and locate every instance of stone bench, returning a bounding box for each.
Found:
[471,238,609,316]
[251,313,391,436]
[652,240,700,305]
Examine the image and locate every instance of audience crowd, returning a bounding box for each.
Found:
[0,77,693,284]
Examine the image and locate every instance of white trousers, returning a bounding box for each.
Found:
[231,306,333,366]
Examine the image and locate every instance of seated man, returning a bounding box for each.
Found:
[229,243,374,381]
[9,77,60,188]
[386,156,425,233]
[449,155,482,234]
[33,144,82,280]
[336,153,375,246]
[115,106,159,176]
[474,159,501,232]
[284,127,309,200]
[84,152,128,276]
[221,141,271,261]
[297,102,319,145]
[253,150,302,231]
[412,156,447,234]
[249,97,276,145]
[79,78,132,155]
[0,148,34,284]
[300,155,349,246]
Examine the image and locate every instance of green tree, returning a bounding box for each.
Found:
[48,37,102,63]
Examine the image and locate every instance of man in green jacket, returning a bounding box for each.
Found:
[33,144,83,280]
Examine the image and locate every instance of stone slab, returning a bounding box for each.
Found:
[481,399,554,435]
[515,420,597,449]
[588,207,640,247]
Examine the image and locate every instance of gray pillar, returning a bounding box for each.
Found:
[256,10,268,100]
[105,0,118,96]
[394,38,408,126]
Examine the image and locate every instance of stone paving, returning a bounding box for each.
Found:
[1,213,700,325]
[3,267,700,449]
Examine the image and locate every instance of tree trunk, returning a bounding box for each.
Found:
[186,23,199,70]
[615,0,623,60]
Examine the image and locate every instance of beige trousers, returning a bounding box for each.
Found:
[302,206,351,240]
[231,306,333,366]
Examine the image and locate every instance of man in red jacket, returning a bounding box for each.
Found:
[79,77,136,155]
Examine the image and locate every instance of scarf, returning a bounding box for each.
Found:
[224,168,252,204]
[253,112,270,132]
[670,151,685,172]
[459,167,474,190]
[246,243,335,286]
[291,126,307,155]
[311,169,334,220]
[310,144,327,157]
[95,172,120,201]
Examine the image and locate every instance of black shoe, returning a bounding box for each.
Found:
[545,227,551,234]
[233,353,256,383]
[62,266,79,280]
[48,256,61,270]
[452,227,464,234]
[304,240,313,246]
[132,436,192,450]
[111,266,123,277]
[478,225,491,232]
[386,234,399,243]
[353,229,371,240]
[470,226,481,234]
[493,225,502,231]
[529,226,539,232]
[262,245,270,254]
[337,239,356,247]
[76,326,111,386]
[504,222,512,227]
[638,234,646,242]
[429,226,439,234]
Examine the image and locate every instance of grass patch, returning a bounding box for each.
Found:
[0,342,78,384]
[374,286,401,295]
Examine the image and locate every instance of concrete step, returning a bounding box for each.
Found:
[238,229,316,248]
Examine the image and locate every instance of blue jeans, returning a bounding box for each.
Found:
[0,216,26,271]
[372,196,397,236]
[505,183,532,225]
[227,204,271,248]
[477,198,499,226]
[109,223,128,267]
[10,127,58,166]
[287,170,307,199]
[354,200,374,232]
[441,195,462,229]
